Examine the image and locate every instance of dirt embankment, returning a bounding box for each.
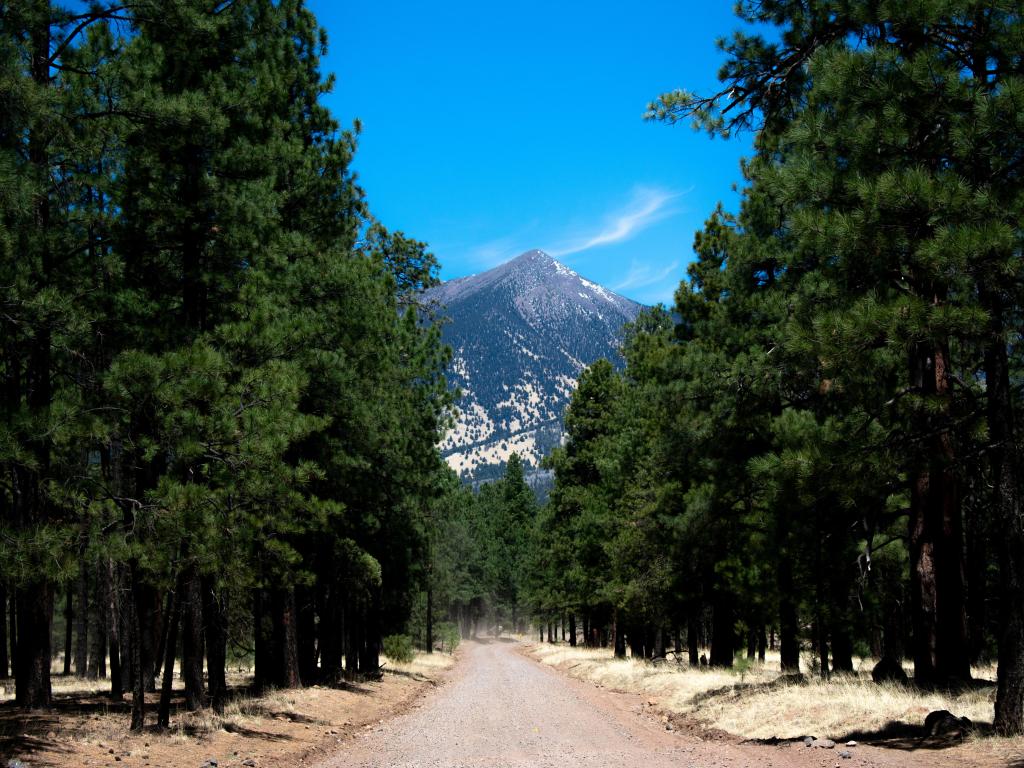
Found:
[0,653,454,768]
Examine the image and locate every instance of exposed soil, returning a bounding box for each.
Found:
[315,639,1021,768]
[0,659,452,768]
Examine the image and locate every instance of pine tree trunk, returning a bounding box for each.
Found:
[757,625,767,663]
[295,584,317,684]
[423,578,434,653]
[687,615,699,667]
[613,612,626,659]
[908,339,971,685]
[778,562,801,673]
[343,596,359,680]
[966,505,989,666]
[106,560,122,700]
[180,564,205,710]
[153,586,174,686]
[14,583,53,707]
[983,304,1024,735]
[254,589,270,688]
[881,599,904,664]
[815,621,829,679]
[120,594,136,693]
[568,613,576,647]
[128,561,146,730]
[709,592,734,668]
[203,578,227,710]
[319,583,343,681]
[16,0,54,711]
[830,576,855,674]
[0,586,8,678]
[143,586,162,693]
[8,598,16,676]
[271,588,301,688]
[157,574,182,729]
[357,591,379,678]
[831,626,854,674]
[74,564,88,676]
[631,623,648,659]
[62,588,72,675]
[88,580,107,679]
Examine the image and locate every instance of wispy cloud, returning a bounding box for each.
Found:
[549,186,682,259]
[614,259,680,292]
[467,237,520,269]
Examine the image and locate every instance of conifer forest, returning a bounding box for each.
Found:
[1,0,1023,742]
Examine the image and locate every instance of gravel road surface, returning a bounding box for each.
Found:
[318,639,786,768]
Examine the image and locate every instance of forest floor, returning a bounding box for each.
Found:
[0,652,454,768]
[528,641,1023,768]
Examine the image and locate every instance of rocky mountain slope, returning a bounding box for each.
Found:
[424,249,644,485]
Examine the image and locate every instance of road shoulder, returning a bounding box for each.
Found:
[2,653,458,768]
[519,642,1017,768]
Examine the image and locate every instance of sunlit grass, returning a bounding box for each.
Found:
[383,650,456,677]
[530,642,1003,742]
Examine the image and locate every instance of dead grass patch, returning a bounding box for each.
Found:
[529,642,1016,748]
[384,650,456,679]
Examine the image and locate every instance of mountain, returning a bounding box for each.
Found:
[424,249,645,487]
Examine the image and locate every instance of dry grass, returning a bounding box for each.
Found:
[384,649,456,678]
[1,675,107,703]
[530,643,1008,743]
[171,651,454,746]
[170,653,454,738]
[0,650,453,706]
[704,674,994,740]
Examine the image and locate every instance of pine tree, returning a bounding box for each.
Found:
[0,0,129,708]
[649,0,1023,725]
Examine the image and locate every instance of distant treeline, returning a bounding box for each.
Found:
[447,0,1023,737]
[0,0,453,728]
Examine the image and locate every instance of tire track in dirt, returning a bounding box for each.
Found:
[316,639,786,768]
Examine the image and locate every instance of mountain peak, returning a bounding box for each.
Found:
[500,249,567,277]
[423,250,645,486]
[510,248,554,264]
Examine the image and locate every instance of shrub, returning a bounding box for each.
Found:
[382,634,415,664]
[436,622,460,654]
[733,653,754,683]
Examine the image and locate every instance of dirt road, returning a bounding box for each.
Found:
[318,639,934,768]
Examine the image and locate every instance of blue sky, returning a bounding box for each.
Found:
[311,0,755,306]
